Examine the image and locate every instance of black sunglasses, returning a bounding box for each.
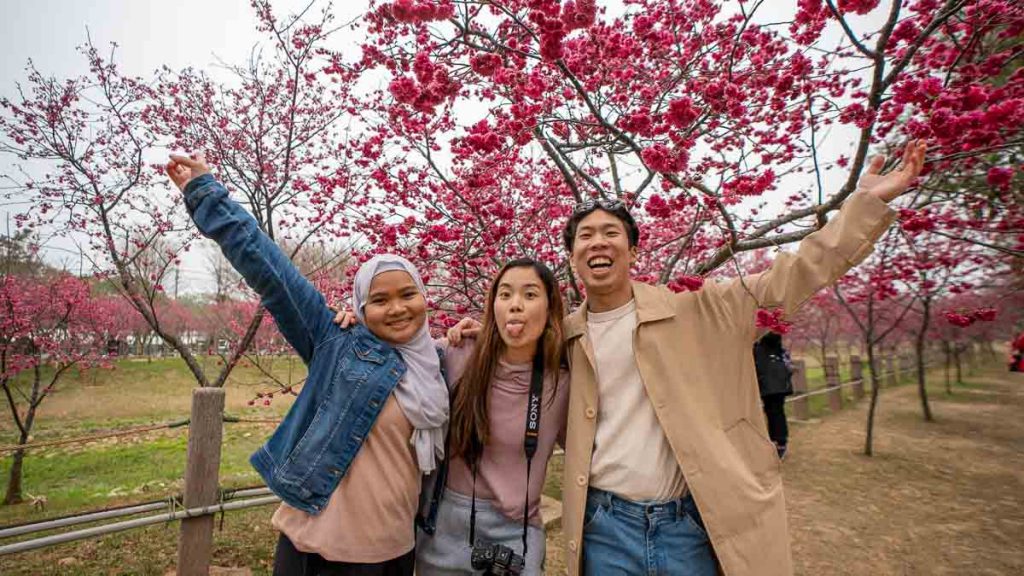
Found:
[572,197,625,215]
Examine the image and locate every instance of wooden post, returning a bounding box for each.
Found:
[825,356,842,413]
[790,359,809,420]
[886,355,897,387]
[849,355,864,401]
[177,387,225,576]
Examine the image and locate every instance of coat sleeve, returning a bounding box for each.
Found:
[183,173,338,364]
[713,190,897,338]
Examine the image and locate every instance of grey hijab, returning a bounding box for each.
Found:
[351,254,448,474]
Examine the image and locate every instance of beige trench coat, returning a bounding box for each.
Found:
[561,192,896,576]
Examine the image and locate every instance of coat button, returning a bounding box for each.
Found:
[568,539,577,552]
[585,407,596,419]
[576,475,586,486]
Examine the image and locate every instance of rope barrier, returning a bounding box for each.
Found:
[0,420,190,454]
[0,414,282,454]
[786,360,938,403]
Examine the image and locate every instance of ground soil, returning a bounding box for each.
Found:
[784,366,1024,575]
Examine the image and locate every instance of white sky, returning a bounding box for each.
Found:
[1,0,890,292]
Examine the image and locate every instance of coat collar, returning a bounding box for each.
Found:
[564,281,677,340]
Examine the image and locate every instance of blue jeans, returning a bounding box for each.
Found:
[582,488,717,576]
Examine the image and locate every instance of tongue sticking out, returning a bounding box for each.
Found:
[506,322,525,337]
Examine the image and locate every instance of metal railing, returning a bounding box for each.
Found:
[0,487,279,556]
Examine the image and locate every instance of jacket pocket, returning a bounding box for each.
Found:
[723,418,780,491]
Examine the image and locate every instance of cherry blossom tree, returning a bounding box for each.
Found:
[351,0,1022,318]
[0,274,115,504]
[788,290,856,365]
[834,232,919,455]
[893,225,996,420]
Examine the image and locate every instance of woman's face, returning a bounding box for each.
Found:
[493,266,549,363]
[362,270,427,345]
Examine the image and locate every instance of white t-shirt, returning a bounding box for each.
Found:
[586,299,687,502]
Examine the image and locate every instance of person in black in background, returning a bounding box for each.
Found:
[754,332,794,459]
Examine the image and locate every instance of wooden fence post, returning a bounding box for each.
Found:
[849,355,864,401]
[825,356,842,413]
[177,387,225,576]
[886,355,898,387]
[790,359,809,420]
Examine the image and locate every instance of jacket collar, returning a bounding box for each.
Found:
[564,281,676,340]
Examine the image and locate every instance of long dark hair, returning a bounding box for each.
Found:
[449,258,565,463]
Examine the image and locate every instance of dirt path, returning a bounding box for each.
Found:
[785,368,1024,575]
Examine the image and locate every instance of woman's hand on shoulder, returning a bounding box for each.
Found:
[447,317,482,346]
[165,153,211,192]
[331,306,359,329]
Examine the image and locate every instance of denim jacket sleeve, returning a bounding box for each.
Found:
[183,173,336,363]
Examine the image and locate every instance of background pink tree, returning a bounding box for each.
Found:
[833,232,919,455]
[0,274,115,504]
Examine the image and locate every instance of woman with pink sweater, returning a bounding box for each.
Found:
[416,258,570,575]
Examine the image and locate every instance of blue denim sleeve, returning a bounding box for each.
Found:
[183,173,336,363]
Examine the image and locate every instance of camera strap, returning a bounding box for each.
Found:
[469,348,545,559]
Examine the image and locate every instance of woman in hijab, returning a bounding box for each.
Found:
[166,154,447,576]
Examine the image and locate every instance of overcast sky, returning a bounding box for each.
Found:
[1,1,887,292]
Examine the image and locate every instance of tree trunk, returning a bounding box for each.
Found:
[4,365,42,505]
[943,341,952,395]
[915,299,933,421]
[954,344,963,384]
[983,340,997,360]
[864,342,880,456]
[3,446,26,505]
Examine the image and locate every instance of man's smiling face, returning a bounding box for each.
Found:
[570,209,636,302]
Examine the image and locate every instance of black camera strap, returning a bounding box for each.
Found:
[469,348,545,559]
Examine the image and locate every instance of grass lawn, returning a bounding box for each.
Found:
[0,356,303,438]
[1,355,301,524]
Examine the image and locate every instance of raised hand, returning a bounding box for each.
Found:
[857,139,928,203]
[165,153,212,192]
[447,317,483,347]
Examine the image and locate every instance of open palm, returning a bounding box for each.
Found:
[857,139,928,202]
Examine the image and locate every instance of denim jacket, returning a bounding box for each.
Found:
[183,173,409,515]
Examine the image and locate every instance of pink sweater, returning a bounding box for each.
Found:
[442,339,570,525]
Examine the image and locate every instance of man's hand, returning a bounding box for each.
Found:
[166,154,211,192]
[857,139,927,203]
[447,317,482,346]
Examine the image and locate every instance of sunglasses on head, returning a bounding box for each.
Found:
[572,197,625,215]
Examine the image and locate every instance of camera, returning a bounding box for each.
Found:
[470,542,525,575]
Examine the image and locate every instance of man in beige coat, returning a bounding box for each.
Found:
[558,141,927,576]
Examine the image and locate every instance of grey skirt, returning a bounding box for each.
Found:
[416,488,546,576]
